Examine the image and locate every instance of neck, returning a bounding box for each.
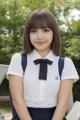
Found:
[36,49,51,57]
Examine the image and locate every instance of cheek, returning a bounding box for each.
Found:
[48,33,53,42]
[30,34,35,42]
[30,33,37,38]
[47,31,53,38]
[30,34,32,40]
[50,32,53,39]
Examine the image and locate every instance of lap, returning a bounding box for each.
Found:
[28,107,56,120]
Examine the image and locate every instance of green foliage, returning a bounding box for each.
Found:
[65,37,80,59]
[73,80,80,101]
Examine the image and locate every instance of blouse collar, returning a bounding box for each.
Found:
[29,49,57,62]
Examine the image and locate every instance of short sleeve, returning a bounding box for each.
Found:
[6,53,23,79]
[61,57,79,82]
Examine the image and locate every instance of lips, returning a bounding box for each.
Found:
[36,41,46,45]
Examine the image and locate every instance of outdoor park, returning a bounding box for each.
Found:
[0,0,80,120]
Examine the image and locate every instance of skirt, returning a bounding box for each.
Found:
[11,107,66,120]
[27,107,56,120]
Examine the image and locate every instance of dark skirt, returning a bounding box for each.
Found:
[28,107,56,120]
[11,107,56,120]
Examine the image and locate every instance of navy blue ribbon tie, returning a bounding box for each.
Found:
[34,59,53,80]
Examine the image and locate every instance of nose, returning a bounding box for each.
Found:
[37,30,43,40]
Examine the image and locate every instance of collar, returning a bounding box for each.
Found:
[30,49,57,62]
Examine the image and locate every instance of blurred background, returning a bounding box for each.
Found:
[0,0,80,118]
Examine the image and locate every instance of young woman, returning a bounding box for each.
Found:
[7,9,79,120]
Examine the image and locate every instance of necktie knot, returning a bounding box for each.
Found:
[34,59,52,65]
[34,59,53,80]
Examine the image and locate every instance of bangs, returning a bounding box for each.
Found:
[28,14,53,30]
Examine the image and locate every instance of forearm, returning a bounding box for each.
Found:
[52,102,68,120]
[13,97,32,120]
[52,80,73,120]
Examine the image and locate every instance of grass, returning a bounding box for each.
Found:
[0,107,11,114]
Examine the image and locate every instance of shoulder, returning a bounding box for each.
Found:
[11,52,21,59]
[64,57,73,65]
[11,53,21,62]
[58,56,73,65]
[65,57,72,62]
[9,53,22,66]
[58,56,75,71]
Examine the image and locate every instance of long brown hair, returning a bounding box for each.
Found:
[23,9,61,56]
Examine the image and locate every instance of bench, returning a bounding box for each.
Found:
[0,96,10,107]
[0,96,10,102]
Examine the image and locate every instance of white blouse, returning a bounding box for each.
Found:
[7,50,79,108]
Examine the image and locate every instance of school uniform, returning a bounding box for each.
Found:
[7,50,79,120]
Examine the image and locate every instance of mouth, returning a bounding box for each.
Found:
[36,41,46,45]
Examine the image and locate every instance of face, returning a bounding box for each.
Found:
[30,27,53,55]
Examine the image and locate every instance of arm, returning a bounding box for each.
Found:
[52,79,73,120]
[9,75,32,120]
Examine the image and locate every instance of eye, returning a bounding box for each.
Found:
[43,28,50,32]
[30,29,36,33]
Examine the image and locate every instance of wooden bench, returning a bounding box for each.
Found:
[0,96,10,107]
[0,96,10,102]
